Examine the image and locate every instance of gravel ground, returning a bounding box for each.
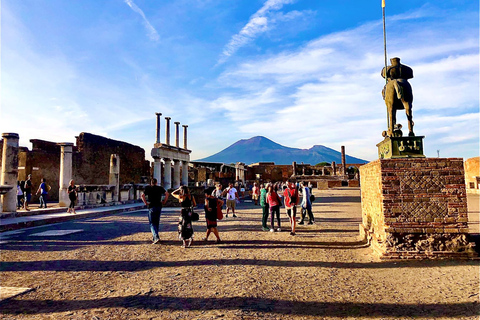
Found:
[1,188,479,320]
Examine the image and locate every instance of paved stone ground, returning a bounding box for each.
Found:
[0,189,479,319]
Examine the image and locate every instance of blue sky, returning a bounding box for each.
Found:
[1,0,478,162]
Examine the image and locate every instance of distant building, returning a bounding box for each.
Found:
[465,157,479,194]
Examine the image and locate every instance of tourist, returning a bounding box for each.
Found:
[299,182,315,225]
[16,181,24,209]
[223,183,239,218]
[267,183,282,232]
[259,184,269,231]
[172,186,197,248]
[67,179,77,214]
[141,178,169,244]
[23,174,33,211]
[283,180,299,236]
[252,182,260,205]
[212,183,223,199]
[204,187,223,243]
[36,178,49,208]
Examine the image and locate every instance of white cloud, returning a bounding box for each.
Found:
[124,0,159,41]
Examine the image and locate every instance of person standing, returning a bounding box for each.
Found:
[172,186,197,248]
[267,184,282,232]
[223,183,239,218]
[252,182,260,205]
[67,179,77,214]
[259,184,269,231]
[16,181,24,209]
[36,178,49,208]
[141,178,169,244]
[204,187,223,243]
[283,180,299,236]
[23,174,33,211]
[299,182,315,225]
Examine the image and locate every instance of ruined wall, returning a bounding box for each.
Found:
[75,133,150,185]
[464,157,479,194]
[360,158,475,259]
[246,164,292,182]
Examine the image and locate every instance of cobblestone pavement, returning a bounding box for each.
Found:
[0,189,479,319]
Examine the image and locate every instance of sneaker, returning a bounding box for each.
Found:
[225,214,228,218]
[232,214,237,218]
[262,227,270,231]
[152,238,160,244]
[298,221,304,225]
[290,232,295,236]
[270,229,275,232]
[308,221,314,225]
[277,228,281,232]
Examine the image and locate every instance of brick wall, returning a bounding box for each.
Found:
[360,158,475,259]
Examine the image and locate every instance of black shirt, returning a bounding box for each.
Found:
[144,185,166,208]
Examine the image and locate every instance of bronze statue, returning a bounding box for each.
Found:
[381,57,414,137]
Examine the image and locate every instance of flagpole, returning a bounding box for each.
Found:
[382,0,389,134]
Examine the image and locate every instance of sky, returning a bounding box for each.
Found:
[1,0,479,163]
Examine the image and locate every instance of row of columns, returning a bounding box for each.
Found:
[153,159,189,190]
[155,113,188,149]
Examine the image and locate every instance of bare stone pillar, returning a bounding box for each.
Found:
[173,160,181,188]
[332,161,337,175]
[164,159,172,190]
[165,117,171,146]
[182,125,188,149]
[341,146,346,176]
[153,158,162,185]
[109,154,120,202]
[181,161,189,186]
[174,122,180,148]
[155,112,162,144]
[58,143,74,207]
[292,161,297,177]
[1,133,19,212]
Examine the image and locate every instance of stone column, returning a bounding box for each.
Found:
[58,143,74,207]
[181,161,189,186]
[109,154,120,202]
[155,112,162,144]
[332,161,336,175]
[1,133,19,212]
[182,125,188,149]
[341,146,346,176]
[292,161,297,177]
[173,160,181,188]
[165,117,171,146]
[174,122,180,148]
[153,158,162,185]
[163,159,172,190]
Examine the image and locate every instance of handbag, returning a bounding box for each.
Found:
[190,206,200,221]
[217,201,224,220]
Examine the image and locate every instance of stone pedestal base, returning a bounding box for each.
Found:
[359,158,476,259]
[377,136,425,159]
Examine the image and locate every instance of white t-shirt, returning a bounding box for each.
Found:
[226,187,238,200]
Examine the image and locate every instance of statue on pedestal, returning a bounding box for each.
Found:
[381,57,414,137]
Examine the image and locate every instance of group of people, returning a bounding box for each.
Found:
[141,178,316,248]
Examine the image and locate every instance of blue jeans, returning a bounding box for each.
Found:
[39,194,48,208]
[148,207,162,240]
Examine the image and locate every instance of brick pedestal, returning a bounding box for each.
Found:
[359,158,476,259]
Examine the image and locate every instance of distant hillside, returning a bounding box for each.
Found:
[195,136,367,165]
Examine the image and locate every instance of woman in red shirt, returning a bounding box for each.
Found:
[266,184,282,232]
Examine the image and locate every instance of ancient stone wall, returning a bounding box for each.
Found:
[464,157,479,194]
[360,158,475,259]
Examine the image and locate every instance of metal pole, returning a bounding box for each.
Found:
[382,0,389,132]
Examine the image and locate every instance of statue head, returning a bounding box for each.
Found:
[390,57,401,66]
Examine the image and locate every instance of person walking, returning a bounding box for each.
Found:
[141,178,169,244]
[223,183,239,218]
[299,182,315,225]
[36,178,49,208]
[172,186,197,248]
[283,180,299,236]
[267,184,282,232]
[252,182,260,205]
[16,181,24,210]
[204,187,223,243]
[23,174,33,211]
[259,184,269,231]
[67,179,77,214]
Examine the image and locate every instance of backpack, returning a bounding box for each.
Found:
[310,194,315,202]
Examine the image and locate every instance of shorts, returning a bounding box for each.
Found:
[252,194,259,200]
[285,206,297,218]
[226,199,236,209]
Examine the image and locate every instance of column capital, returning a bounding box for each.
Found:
[155,112,162,116]
[165,117,171,120]
[174,121,180,125]
[182,125,188,128]
[2,133,19,139]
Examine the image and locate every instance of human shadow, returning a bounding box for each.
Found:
[1,294,478,318]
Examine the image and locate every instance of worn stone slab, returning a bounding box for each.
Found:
[0,287,34,302]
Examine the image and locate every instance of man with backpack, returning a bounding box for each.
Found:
[283,180,299,236]
[299,182,315,225]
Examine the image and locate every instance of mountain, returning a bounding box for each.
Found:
[195,136,368,165]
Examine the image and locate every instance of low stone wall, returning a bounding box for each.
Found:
[360,158,476,259]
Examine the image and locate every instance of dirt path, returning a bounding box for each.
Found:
[1,189,479,319]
